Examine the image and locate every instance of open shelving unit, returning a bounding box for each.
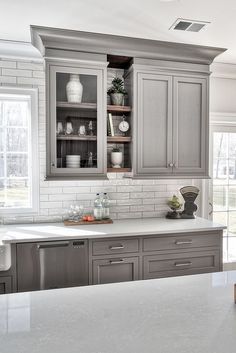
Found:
[106,56,132,173]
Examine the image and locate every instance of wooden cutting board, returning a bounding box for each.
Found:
[64,219,113,226]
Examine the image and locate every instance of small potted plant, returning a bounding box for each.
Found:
[166,195,182,219]
[111,146,123,168]
[107,77,127,106]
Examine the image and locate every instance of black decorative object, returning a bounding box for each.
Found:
[180,186,199,219]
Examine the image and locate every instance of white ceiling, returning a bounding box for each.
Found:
[1,0,236,63]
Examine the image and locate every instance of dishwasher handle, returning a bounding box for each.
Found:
[37,242,70,249]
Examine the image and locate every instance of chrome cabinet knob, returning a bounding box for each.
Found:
[169,163,174,167]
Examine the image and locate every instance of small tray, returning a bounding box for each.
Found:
[64,219,113,226]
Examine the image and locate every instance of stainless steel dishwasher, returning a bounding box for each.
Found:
[17,240,88,292]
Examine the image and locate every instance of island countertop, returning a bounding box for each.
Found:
[0,270,235,353]
[0,217,226,244]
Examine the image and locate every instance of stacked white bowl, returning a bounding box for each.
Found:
[66,155,81,168]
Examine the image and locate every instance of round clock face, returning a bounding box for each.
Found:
[119,120,129,132]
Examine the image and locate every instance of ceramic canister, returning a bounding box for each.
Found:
[66,74,83,103]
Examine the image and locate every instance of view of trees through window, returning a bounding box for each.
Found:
[0,96,31,209]
[213,131,236,262]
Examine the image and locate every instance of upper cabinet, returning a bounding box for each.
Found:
[173,76,208,177]
[131,67,209,178]
[46,61,107,179]
[31,26,226,179]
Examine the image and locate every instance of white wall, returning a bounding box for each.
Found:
[210,62,236,113]
[0,57,188,224]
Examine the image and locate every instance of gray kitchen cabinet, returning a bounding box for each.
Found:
[0,276,12,294]
[46,59,107,179]
[136,72,173,175]
[129,63,210,178]
[92,256,139,285]
[172,76,208,176]
[143,250,220,280]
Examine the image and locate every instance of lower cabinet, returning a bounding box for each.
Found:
[143,250,220,280]
[0,276,12,294]
[92,257,139,285]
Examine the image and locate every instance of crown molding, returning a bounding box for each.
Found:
[31,25,226,65]
[0,40,43,62]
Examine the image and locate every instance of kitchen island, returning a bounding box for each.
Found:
[0,271,236,353]
[0,217,225,294]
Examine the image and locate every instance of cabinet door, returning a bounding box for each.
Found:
[47,62,106,178]
[0,276,12,294]
[173,76,208,176]
[136,73,173,175]
[92,257,139,285]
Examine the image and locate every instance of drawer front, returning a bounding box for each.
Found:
[92,257,139,284]
[143,232,221,252]
[92,238,139,256]
[143,250,220,279]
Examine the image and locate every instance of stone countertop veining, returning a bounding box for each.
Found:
[0,271,236,353]
[0,217,226,244]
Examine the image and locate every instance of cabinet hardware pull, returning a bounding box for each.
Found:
[109,259,124,264]
[109,245,124,250]
[175,261,192,267]
[37,242,69,249]
[169,163,174,167]
[175,240,193,245]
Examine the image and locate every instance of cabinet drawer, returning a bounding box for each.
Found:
[143,232,220,252]
[92,238,139,256]
[143,250,220,279]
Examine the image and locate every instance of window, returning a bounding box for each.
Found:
[0,87,38,214]
[212,128,236,262]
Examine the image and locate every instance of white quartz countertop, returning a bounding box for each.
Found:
[0,271,236,353]
[0,217,226,244]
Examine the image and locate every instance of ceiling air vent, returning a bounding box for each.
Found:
[170,18,210,32]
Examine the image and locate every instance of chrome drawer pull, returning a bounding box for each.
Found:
[175,261,192,267]
[109,259,124,264]
[109,245,124,250]
[175,240,193,245]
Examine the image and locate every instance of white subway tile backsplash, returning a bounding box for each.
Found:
[0,75,17,84]
[117,185,142,192]
[0,60,17,68]
[62,187,90,194]
[2,68,32,77]
[0,57,188,224]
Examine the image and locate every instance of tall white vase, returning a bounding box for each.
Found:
[66,74,83,103]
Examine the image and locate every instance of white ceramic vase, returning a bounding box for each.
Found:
[66,74,83,103]
[111,152,123,168]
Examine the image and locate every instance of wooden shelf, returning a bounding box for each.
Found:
[107,136,131,143]
[57,135,97,141]
[107,168,131,173]
[57,102,97,110]
[107,105,131,113]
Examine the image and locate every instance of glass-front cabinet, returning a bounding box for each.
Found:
[47,61,106,178]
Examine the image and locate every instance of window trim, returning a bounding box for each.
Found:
[0,86,39,215]
[209,113,236,263]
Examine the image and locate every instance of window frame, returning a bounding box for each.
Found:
[0,86,39,215]
[209,112,236,263]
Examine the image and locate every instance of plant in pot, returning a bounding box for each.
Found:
[107,77,127,106]
[166,195,182,219]
[111,146,123,168]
